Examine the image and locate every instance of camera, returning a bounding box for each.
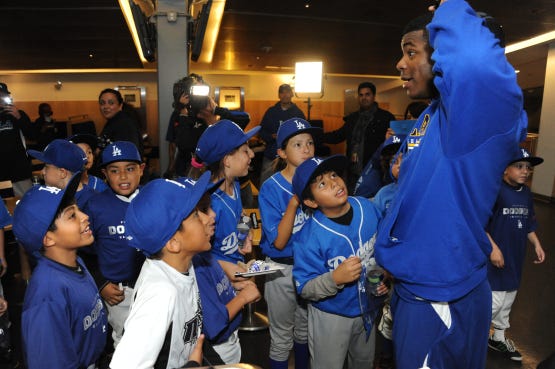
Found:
[188,84,210,115]
[0,95,13,114]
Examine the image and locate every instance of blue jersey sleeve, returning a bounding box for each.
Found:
[22,301,80,369]
[429,0,527,156]
[0,202,11,229]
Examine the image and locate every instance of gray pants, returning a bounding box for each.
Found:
[264,263,308,361]
[308,304,375,369]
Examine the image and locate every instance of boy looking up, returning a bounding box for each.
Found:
[12,173,107,369]
[291,156,386,369]
[84,141,145,348]
[110,173,216,369]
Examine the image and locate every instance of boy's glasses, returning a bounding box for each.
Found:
[511,163,532,171]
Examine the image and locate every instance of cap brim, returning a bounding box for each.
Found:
[244,125,261,142]
[27,150,53,166]
[509,156,544,167]
[58,172,82,213]
[310,155,348,182]
[280,127,323,149]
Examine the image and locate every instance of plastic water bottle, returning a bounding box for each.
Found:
[236,215,251,249]
[366,265,384,296]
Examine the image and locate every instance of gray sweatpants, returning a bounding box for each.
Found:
[264,263,308,361]
[308,304,375,369]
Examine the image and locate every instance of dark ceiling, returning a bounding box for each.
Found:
[1,0,554,86]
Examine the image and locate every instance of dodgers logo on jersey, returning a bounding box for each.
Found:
[83,298,104,331]
[221,233,239,255]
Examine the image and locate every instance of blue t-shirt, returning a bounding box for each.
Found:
[487,181,537,291]
[211,181,245,263]
[0,202,11,229]
[374,0,528,302]
[258,172,310,259]
[193,252,241,344]
[22,256,107,369]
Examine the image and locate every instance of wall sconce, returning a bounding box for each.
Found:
[295,61,324,119]
[54,81,63,90]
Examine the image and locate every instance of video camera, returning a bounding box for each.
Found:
[0,95,13,114]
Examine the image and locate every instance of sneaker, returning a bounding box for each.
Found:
[488,337,523,361]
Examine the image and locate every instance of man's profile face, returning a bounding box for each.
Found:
[358,87,375,110]
[396,30,434,100]
[279,89,293,105]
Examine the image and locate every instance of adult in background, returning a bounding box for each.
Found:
[374,1,527,368]
[323,82,395,193]
[33,103,59,150]
[98,88,143,155]
[259,84,306,185]
[0,82,34,197]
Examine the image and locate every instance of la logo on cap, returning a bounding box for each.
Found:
[295,120,306,129]
[39,186,62,195]
[521,149,529,158]
[311,158,323,165]
[392,136,401,143]
[112,145,122,157]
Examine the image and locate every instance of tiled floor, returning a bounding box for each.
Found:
[2,198,554,369]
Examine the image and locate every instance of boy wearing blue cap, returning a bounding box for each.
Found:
[27,138,94,209]
[12,173,107,369]
[110,174,216,369]
[291,156,387,369]
[83,141,146,348]
[486,148,545,362]
[193,119,260,276]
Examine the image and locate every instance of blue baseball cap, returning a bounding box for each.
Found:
[101,141,142,167]
[195,119,261,165]
[508,148,543,167]
[13,172,82,254]
[276,118,322,150]
[125,171,213,257]
[68,133,98,151]
[292,155,348,201]
[380,134,407,155]
[28,139,87,173]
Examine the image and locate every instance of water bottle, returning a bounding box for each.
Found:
[366,265,384,296]
[236,215,252,249]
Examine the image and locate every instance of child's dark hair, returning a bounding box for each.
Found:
[47,200,77,232]
[188,146,241,182]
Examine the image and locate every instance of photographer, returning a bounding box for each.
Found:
[0,82,34,196]
[165,74,250,178]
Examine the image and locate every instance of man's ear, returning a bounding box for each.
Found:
[303,198,318,209]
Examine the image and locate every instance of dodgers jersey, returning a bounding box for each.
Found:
[84,188,145,284]
[193,252,241,344]
[75,185,96,210]
[211,180,245,263]
[375,0,528,302]
[258,172,310,259]
[0,201,11,228]
[85,175,109,193]
[487,181,537,291]
[110,259,203,369]
[293,197,381,318]
[22,256,107,369]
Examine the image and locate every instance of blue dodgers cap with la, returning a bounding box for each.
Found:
[27,139,87,173]
[292,155,348,201]
[276,117,322,149]
[508,148,544,167]
[125,171,213,257]
[101,141,142,167]
[13,172,82,254]
[380,134,407,154]
[195,119,261,165]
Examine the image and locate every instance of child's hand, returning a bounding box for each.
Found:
[238,232,253,255]
[332,256,362,285]
[188,334,204,365]
[100,282,125,306]
[236,280,261,304]
[490,248,504,268]
[375,281,390,296]
[534,245,546,264]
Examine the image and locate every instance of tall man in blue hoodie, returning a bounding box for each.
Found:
[375,1,528,368]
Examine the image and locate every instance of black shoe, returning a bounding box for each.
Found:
[488,337,523,361]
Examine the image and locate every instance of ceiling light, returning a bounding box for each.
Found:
[505,30,555,54]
